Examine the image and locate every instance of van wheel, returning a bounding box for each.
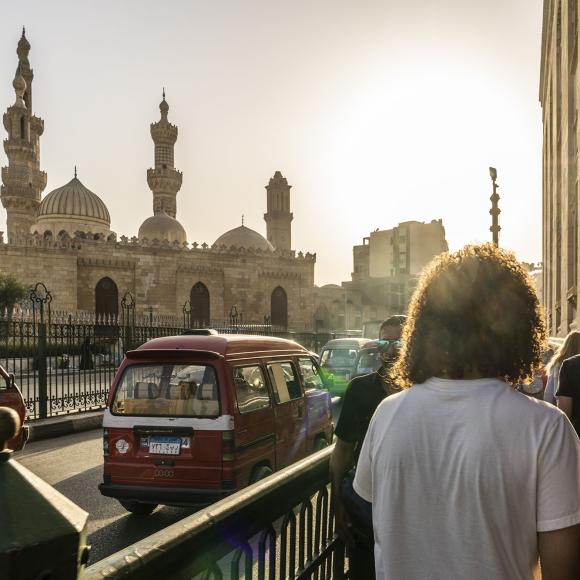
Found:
[119,500,158,515]
[313,436,328,452]
[250,465,273,484]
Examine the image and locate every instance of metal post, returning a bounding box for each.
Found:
[121,292,135,351]
[29,283,51,420]
[182,300,191,329]
[489,167,500,247]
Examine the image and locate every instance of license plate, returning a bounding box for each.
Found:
[149,436,181,455]
[141,436,190,449]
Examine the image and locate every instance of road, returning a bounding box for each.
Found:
[16,401,343,565]
[17,430,199,564]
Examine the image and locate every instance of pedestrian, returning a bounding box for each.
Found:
[330,314,406,579]
[354,244,580,580]
[556,350,580,438]
[79,336,94,370]
[544,331,580,405]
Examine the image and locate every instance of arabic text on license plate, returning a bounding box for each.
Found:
[149,436,181,455]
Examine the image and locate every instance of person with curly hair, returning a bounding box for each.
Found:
[353,244,580,580]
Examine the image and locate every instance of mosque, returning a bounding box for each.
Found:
[0,31,316,329]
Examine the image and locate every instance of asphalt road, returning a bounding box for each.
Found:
[16,429,199,564]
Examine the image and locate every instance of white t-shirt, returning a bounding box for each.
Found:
[353,377,580,580]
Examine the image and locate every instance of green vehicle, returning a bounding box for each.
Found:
[319,338,371,397]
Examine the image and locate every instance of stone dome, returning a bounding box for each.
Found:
[33,175,112,237]
[138,212,187,244]
[214,225,274,251]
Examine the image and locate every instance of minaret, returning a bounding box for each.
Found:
[146,90,182,218]
[264,171,293,251]
[1,29,47,242]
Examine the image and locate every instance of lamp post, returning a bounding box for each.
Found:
[489,167,500,247]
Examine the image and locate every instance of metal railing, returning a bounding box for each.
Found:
[84,446,348,580]
[0,284,345,420]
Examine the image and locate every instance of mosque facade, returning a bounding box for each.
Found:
[0,32,316,330]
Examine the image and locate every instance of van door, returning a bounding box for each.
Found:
[266,361,306,469]
[232,364,276,485]
[297,357,332,450]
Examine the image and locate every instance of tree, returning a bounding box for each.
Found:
[0,273,27,319]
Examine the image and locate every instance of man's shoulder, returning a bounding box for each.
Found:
[346,371,380,392]
[561,353,580,371]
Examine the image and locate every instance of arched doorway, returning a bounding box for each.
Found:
[190,282,210,326]
[95,277,118,320]
[271,286,288,328]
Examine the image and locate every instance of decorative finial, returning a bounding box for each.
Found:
[242,214,245,226]
[22,26,26,37]
[74,165,77,179]
[162,87,165,100]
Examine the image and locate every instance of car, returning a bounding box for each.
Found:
[0,364,29,451]
[319,338,372,397]
[99,334,333,514]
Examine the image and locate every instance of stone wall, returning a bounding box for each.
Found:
[0,235,317,330]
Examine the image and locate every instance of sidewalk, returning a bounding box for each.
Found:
[28,409,104,442]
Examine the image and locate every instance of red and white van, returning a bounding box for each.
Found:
[0,365,29,451]
[99,334,333,514]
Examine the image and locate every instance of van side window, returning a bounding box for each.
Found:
[234,365,271,414]
[267,362,302,403]
[298,358,325,391]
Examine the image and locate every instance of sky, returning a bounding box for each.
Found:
[0,0,544,285]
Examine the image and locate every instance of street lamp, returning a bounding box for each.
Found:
[489,167,500,247]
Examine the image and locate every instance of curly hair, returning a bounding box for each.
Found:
[391,244,546,388]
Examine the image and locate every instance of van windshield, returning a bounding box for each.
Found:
[320,348,358,370]
[355,349,381,375]
[111,363,219,417]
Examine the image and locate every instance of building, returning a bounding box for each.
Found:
[540,0,579,336]
[314,220,448,332]
[0,31,316,330]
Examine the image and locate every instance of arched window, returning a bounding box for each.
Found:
[190,282,210,326]
[271,286,288,328]
[19,115,25,139]
[95,277,118,320]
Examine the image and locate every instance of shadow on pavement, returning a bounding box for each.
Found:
[52,465,200,564]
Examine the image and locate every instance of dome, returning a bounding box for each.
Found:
[138,212,187,244]
[214,225,274,251]
[34,175,112,237]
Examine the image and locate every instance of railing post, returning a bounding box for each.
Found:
[121,291,135,351]
[29,283,51,420]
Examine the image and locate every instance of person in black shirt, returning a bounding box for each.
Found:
[330,314,405,579]
[556,354,580,436]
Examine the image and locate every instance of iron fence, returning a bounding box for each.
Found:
[0,284,339,420]
[84,446,348,580]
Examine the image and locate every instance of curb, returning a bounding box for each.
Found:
[28,410,104,442]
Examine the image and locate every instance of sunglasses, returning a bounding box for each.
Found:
[378,339,402,350]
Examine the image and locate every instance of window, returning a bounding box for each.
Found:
[298,358,325,391]
[267,362,302,403]
[234,365,270,414]
[112,363,219,417]
[190,282,210,326]
[95,277,118,319]
[320,348,358,369]
[356,349,381,376]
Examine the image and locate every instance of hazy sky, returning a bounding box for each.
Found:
[0,0,543,285]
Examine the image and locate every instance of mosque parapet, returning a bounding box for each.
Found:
[1,227,315,263]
